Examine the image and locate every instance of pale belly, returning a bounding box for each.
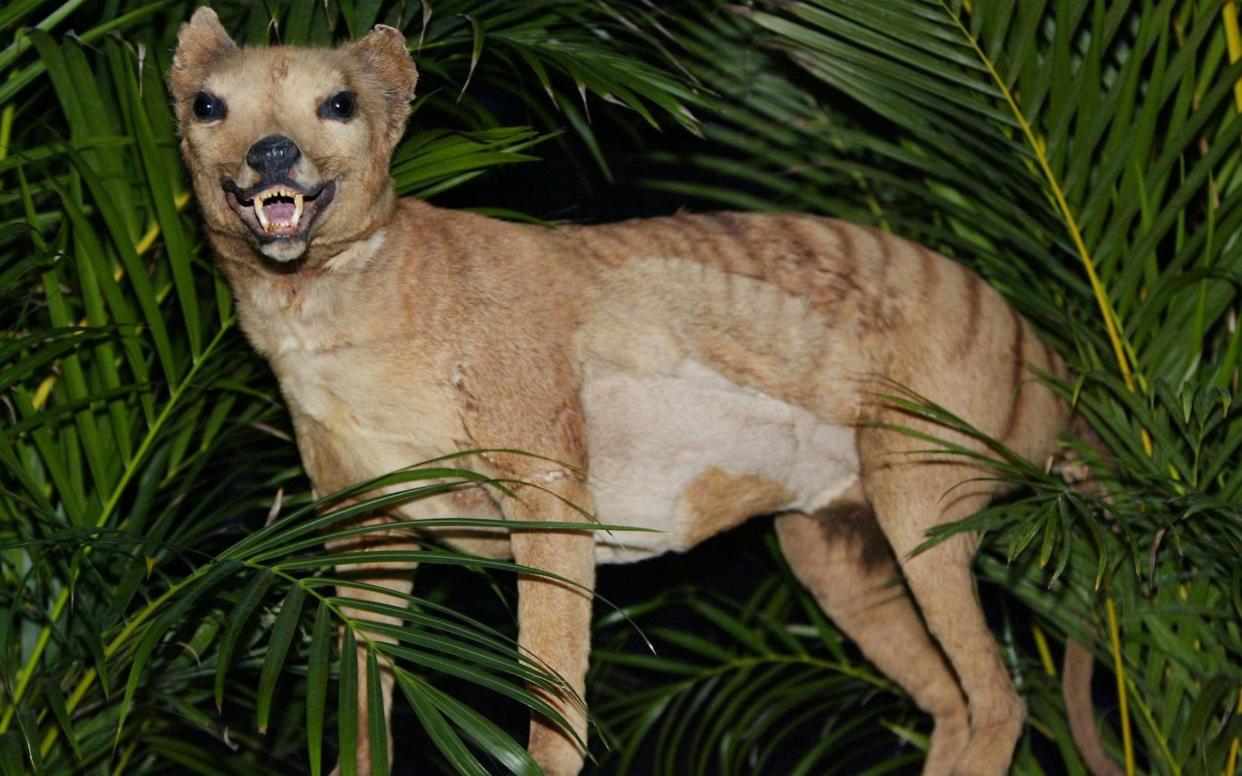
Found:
[581,359,860,563]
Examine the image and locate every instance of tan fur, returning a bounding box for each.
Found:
[174,10,1078,775]
[678,468,794,546]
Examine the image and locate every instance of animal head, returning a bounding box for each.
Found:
[170,7,418,265]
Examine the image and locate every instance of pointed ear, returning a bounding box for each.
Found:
[170,7,237,104]
[349,25,418,146]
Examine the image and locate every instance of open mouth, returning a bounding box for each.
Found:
[223,179,336,243]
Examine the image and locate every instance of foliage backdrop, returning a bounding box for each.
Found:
[0,1,1239,774]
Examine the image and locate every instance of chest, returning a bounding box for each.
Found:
[277,345,465,484]
[241,278,468,493]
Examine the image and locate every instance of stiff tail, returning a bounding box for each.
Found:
[1063,638,1124,776]
[1056,415,1124,776]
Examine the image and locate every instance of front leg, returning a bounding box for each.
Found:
[503,474,596,776]
[457,333,597,773]
[326,511,418,776]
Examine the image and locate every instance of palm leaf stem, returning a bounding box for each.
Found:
[0,317,236,733]
[1105,597,1135,776]
[937,1,1141,406]
[1122,669,1180,776]
[1030,623,1056,677]
[930,16,1158,764]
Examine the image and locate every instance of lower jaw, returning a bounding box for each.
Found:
[258,236,308,263]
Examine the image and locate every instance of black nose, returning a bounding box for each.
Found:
[246,135,301,177]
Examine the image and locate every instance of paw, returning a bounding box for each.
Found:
[921,710,969,776]
[947,712,1024,776]
[529,722,586,776]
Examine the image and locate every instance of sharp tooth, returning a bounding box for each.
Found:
[254,198,269,230]
[292,193,304,226]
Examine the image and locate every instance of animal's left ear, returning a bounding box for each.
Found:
[348,25,419,147]
[169,7,237,107]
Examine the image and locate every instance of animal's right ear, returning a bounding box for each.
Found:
[169,7,237,106]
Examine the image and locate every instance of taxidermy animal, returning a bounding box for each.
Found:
[172,8,1111,775]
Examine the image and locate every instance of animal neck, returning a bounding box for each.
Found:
[209,212,398,361]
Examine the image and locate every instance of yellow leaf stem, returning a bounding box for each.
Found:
[1106,598,1135,776]
[939,2,1154,455]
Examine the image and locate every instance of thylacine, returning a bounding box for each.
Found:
[172,9,1107,775]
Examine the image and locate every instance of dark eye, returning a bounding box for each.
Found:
[192,91,227,122]
[318,91,356,121]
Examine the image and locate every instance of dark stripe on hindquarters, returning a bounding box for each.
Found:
[641,217,705,273]
[826,219,856,267]
[675,213,730,267]
[1042,339,1069,383]
[708,212,748,240]
[1001,307,1028,442]
[873,228,893,289]
[697,212,771,279]
[796,219,866,305]
[703,215,755,311]
[855,229,895,330]
[954,267,983,359]
[650,218,690,263]
[659,219,697,262]
[706,212,760,267]
[573,228,611,268]
[827,221,868,296]
[1040,340,1057,378]
[601,225,645,265]
[914,243,941,304]
[779,215,821,270]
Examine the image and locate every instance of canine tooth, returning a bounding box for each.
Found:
[254,200,270,230]
[292,194,304,226]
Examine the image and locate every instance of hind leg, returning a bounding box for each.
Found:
[776,507,968,775]
[859,432,1025,775]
